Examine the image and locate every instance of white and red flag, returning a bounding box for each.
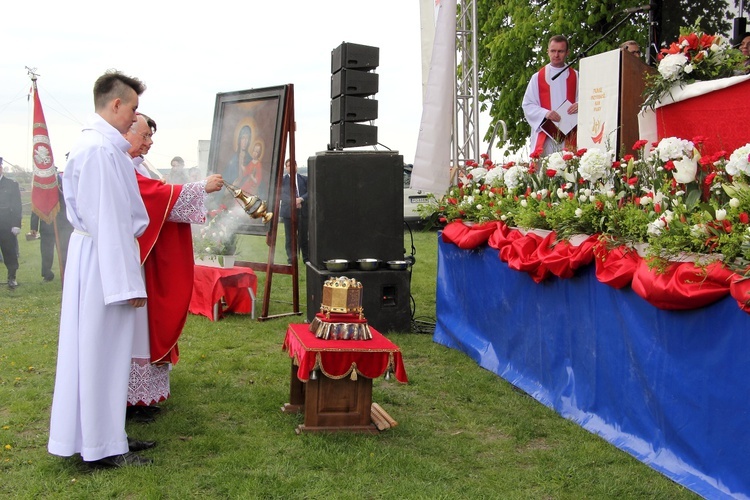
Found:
[30,77,60,224]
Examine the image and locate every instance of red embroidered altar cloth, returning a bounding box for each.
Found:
[189,265,257,321]
[283,323,408,383]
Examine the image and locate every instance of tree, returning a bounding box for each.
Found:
[476,0,731,154]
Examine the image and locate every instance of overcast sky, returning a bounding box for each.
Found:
[0,0,425,173]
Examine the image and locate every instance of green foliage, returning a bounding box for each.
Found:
[476,0,733,153]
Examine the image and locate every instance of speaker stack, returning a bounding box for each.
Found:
[306,43,410,332]
[306,148,411,333]
[329,42,379,150]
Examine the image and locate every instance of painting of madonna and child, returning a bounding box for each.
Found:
[207,85,288,235]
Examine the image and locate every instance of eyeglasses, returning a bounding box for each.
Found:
[139,132,153,141]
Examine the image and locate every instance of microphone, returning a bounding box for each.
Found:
[623,4,651,13]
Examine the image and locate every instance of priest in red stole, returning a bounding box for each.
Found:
[124,114,224,421]
[522,34,579,156]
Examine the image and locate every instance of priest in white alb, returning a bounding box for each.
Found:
[522,34,579,156]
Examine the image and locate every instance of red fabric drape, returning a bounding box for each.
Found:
[656,79,750,157]
[593,242,640,289]
[441,221,749,314]
[189,266,257,320]
[537,235,597,279]
[631,259,734,310]
[282,324,408,383]
[730,277,750,313]
[441,221,499,248]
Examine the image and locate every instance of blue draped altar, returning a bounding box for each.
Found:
[434,236,750,499]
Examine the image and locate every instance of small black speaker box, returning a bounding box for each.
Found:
[306,264,411,333]
[331,96,378,123]
[307,150,404,268]
[331,42,379,73]
[330,122,377,150]
[331,69,379,98]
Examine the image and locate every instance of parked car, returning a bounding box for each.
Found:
[403,164,433,223]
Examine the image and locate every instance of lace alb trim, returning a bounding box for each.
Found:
[168,180,207,224]
[127,357,171,405]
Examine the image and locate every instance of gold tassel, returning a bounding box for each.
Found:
[350,370,357,381]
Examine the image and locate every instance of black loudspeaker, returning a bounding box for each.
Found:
[330,123,377,149]
[331,42,380,73]
[331,96,378,122]
[330,42,379,150]
[306,264,411,333]
[308,151,403,269]
[331,69,379,98]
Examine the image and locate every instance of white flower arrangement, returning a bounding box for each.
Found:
[578,149,613,183]
[726,144,750,177]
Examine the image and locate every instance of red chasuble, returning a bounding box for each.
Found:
[136,174,195,365]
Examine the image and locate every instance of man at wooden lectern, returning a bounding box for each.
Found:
[522,35,579,156]
[620,40,642,57]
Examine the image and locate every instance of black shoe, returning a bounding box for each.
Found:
[127,438,157,452]
[126,405,158,423]
[43,273,54,282]
[87,452,153,468]
[140,405,161,415]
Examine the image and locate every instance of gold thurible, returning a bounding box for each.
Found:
[225,182,273,223]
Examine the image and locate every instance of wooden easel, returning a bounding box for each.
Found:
[235,84,302,320]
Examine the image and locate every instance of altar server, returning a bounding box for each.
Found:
[48,70,155,467]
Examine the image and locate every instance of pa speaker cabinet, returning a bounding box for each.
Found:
[331,96,378,123]
[329,122,377,149]
[306,264,411,333]
[331,42,379,73]
[331,69,379,98]
[308,151,403,268]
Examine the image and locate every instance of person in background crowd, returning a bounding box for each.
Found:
[0,157,22,289]
[166,155,189,184]
[29,169,74,282]
[620,40,641,57]
[738,32,750,70]
[48,70,154,468]
[279,159,309,264]
[188,166,200,182]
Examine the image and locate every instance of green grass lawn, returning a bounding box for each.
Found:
[0,215,697,498]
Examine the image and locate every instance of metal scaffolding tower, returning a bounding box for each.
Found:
[453,0,480,169]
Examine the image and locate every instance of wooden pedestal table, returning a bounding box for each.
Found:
[281,323,408,434]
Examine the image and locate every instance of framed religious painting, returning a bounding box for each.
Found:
[207,85,288,235]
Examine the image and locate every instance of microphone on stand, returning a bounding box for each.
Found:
[622,4,652,13]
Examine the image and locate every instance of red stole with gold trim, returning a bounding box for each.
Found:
[534,65,578,153]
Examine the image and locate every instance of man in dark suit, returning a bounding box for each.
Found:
[279,159,309,264]
[0,157,23,288]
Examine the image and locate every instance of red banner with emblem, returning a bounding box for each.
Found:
[30,79,60,224]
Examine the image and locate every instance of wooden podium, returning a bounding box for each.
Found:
[619,52,655,156]
[578,49,655,157]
